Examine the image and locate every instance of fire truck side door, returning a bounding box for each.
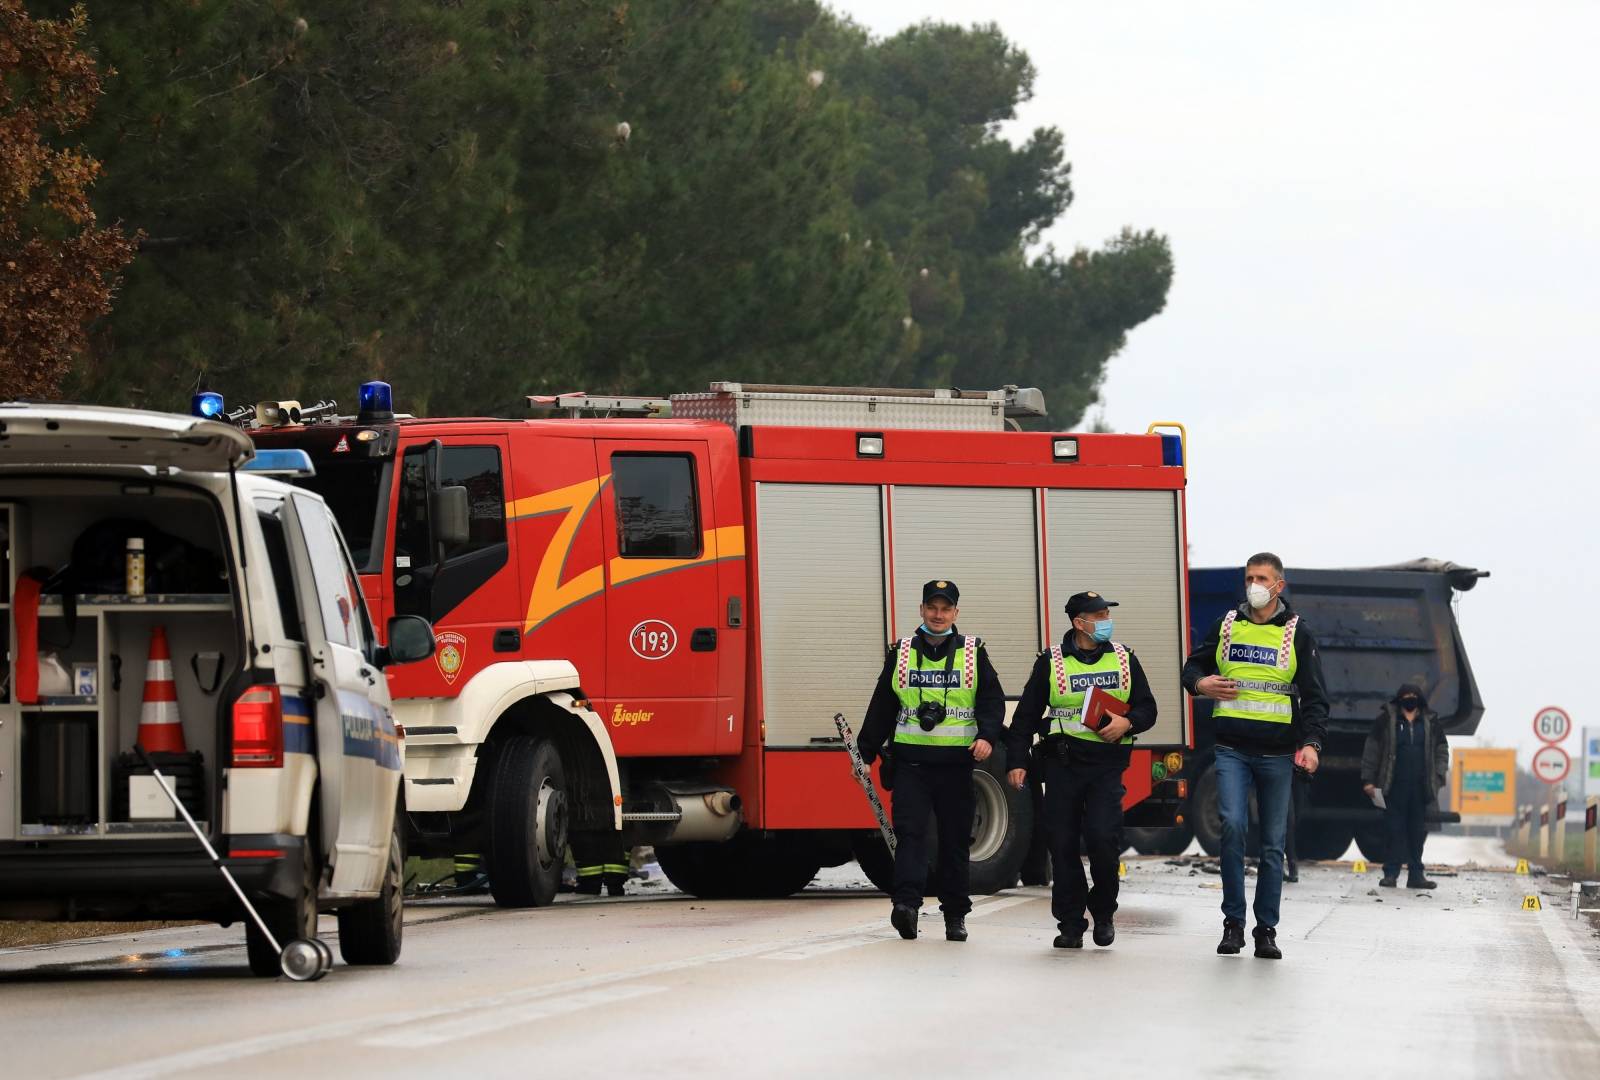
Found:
[388,436,518,697]
[280,492,398,895]
[596,440,720,752]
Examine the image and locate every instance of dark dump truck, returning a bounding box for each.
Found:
[1125,559,1488,861]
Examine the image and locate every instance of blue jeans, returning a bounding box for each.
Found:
[1215,744,1293,928]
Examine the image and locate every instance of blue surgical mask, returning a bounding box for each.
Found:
[1091,619,1114,643]
[919,623,954,638]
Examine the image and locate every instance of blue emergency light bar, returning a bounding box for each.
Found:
[191,391,225,419]
[241,449,317,478]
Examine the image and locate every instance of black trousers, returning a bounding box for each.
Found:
[1383,780,1428,879]
[1044,753,1125,933]
[891,760,975,915]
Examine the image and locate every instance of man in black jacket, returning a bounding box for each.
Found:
[1361,683,1448,889]
[1006,591,1158,949]
[1182,553,1330,960]
[858,580,1005,943]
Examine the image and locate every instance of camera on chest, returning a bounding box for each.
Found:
[915,700,947,731]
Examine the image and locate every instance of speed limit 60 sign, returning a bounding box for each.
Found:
[1533,706,1572,744]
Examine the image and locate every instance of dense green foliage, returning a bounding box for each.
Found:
[45,0,1171,425]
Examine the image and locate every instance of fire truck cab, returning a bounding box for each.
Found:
[251,381,1193,903]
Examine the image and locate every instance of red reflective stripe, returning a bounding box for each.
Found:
[228,849,285,859]
[145,682,178,703]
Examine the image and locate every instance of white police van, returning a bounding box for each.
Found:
[0,403,434,975]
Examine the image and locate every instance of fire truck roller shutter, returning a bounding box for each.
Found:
[756,483,886,747]
[1045,489,1187,747]
[885,486,1040,895]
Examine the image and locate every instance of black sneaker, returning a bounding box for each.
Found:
[944,914,968,942]
[891,904,919,940]
[1053,932,1084,949]
[1253,925,1282,960]
[1217,918,1246,955]
[1406,877,1438,890]
[1092,919,1115,947]
[1378,876,1397,888]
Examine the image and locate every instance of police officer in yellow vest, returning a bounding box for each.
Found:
[1005,591,1158,949]
[1182,553,1329,960]
[858,580,1005,942]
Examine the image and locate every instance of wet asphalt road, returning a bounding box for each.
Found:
[3,838,1598,1079]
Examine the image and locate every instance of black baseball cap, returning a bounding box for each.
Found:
[1065,591,1119,618]
[922,579,960,604]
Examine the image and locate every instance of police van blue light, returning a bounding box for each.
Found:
[191,391,225,419]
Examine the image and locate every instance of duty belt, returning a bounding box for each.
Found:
[1229,679,1299,697]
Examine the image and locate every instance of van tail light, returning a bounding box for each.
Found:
[232,685,284,767]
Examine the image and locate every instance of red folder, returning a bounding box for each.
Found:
[1079,684,1126,733]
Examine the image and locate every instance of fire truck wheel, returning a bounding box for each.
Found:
[657,832,823,899]
[337,814,405,965]
[246,838,320,978]
[849,833,895,893]
[963,758,1033,894]
[486,735,569,908]
[1124,825,1194,856]
[1188,756,1222,857]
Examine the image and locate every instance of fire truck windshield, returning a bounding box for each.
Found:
[292,458,390,574]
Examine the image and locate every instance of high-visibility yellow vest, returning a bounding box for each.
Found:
[1213,610,1299,724]
[1046,642,1134,743]
[892,636,981,748]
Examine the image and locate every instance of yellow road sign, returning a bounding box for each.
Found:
[1118,861,1127,879]
[1522,895,1542,911]
[1515,858,1530,875]
[1353,859,1368,874]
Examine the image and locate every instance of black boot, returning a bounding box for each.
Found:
[1253,925,1282,960]
[1092,919,1115,947]
[891,904,919,940]
[1406,876,1438,890]
[1053,931,1083,949]
[1217,918,1245,955]
[1379,876,1397,888]
[944,913,968,942]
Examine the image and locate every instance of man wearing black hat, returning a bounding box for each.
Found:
[858,579,1005,942]
[1005,591,1158,949]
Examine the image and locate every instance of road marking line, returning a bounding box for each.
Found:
[965,894,1036,918]
[369,984,669,1049]
[760,934,892,960]
[71,908,923,1079]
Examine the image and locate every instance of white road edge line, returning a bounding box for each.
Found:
[370,984,669,1049]
[70,893,1026,1080]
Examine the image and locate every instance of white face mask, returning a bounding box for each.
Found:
[1246,581,1275,610]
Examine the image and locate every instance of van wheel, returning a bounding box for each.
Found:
[486,735,568,908]
[246,839,319,978]
[337,816,405,965]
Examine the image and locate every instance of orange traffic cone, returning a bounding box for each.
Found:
[137,626,186,753]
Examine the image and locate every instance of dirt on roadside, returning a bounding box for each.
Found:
[0,921,197,950]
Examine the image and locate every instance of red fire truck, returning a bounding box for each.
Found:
[247,381,1193,905]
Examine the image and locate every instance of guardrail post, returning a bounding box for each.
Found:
[1539,801,1551,859]
[1556,793,1569,866]
[1586,796,1598,875]
[1518,805,1531,849]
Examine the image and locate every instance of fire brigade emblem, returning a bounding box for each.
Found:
[435,631,467,685]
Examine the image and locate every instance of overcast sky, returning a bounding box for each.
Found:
[841,1,1599,773]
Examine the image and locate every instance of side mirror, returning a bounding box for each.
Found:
[379,615,436,667]
[431,485,470,549]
